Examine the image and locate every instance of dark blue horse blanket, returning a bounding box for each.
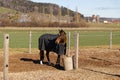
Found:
[38,34,66,55]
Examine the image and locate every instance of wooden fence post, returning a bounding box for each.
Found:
[67,32,71,56]
[74,33,79,69]
[110,30,112,49]
[29,31,32,53]
[3,34,9,80]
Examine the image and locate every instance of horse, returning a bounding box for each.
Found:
[38,29,67,68]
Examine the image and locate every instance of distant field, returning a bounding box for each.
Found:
[0,7,18,14]
[88,23,120,28]
[0,28,120,49]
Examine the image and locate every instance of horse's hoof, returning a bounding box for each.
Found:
[40,61,43,65]
[48,62,51,66]
[55,64,64,70]
[55,64,60,69]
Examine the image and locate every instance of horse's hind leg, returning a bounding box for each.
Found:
[46,51,51,65]
[40,50,44,65]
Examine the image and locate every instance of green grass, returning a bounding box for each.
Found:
[0,7,18,14]
[0,29,120,49]
[69,31,110,47]
[88,23,120,28]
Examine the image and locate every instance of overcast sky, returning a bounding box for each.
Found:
[31,0,120,18]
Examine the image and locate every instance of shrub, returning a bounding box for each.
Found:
[0,18,89,28]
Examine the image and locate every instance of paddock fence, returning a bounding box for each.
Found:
[0,29,120,53]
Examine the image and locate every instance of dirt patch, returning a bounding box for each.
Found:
[0,52,61,72]
[0,48,120,80]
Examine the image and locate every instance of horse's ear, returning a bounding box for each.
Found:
[61,29,63,31]
[59,29,61,32]
[59,29,66,35]
[59,29,64,32]
[58,29,62,33]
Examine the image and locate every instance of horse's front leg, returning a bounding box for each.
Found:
[56,55,61,67]
[40,50,44,65]
[46,51,51,65]
[56,54,65,69]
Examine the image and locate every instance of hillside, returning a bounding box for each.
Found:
[0,0,83,17]
[0,7,18,14]
[0,0,89,27]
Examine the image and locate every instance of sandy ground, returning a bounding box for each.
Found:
[0,48,120,80]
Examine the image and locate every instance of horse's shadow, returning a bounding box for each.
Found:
[20,58,40,64]
[20,58,64,70]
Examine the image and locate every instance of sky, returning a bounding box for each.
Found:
[30,0,120,18]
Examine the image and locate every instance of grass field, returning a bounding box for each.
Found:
[0,28,120,49]
[0,7,20,14]
[88,23,120,28]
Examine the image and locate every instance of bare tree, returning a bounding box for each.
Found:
[49,5,53,23]
[58,7,61,23]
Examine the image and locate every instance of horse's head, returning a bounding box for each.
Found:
[55,29,66,45]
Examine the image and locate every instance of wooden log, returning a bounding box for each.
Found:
[3,34,9,80]
[74,33,79,69]
[67,32,71,56]
[29,31,32,53]
[110,30,112,49]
